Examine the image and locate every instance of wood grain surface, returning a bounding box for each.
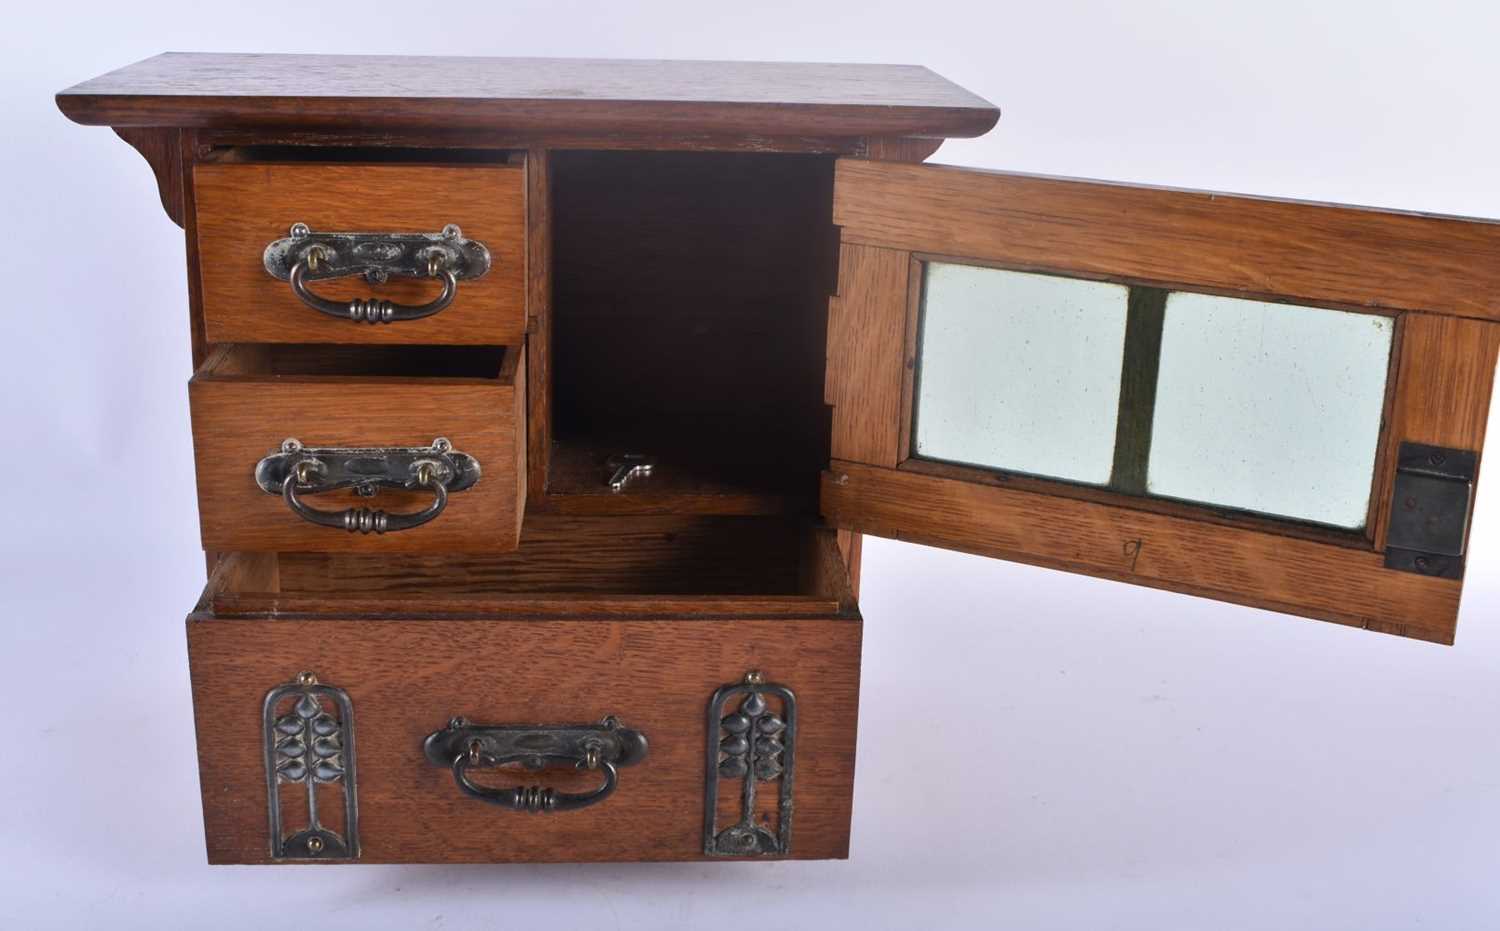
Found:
[113,126,184,225]
[59,53,998,140]
[1372,314,1500,549]
[525,147,552,503]
[180,129,211,369]
[824,243,911,467]
[860,137,945,163]
[188,345,524,553]
[279,516,823,597]
[194,162,526,345]
[208,521,855,619]
[834,160,1500,321]
[822,462,1462,643]
[188,611,861,863]
[198,128,878,156]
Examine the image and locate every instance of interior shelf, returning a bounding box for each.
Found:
[544,433,814,516]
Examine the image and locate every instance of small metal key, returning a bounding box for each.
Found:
[606,453,655,492]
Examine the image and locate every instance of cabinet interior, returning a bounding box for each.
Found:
[545,150,838,514]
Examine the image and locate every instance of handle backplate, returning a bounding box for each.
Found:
[255,437,480,535]
[255,437,481,497]
[263,223,491,285]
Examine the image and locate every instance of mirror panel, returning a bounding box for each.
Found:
[1147,294,1394,529]
[913,263,1129,486]
[910,261,1396,533]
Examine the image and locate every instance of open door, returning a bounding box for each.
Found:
[822,159,1500,644]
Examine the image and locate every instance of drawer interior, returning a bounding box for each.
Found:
[199,343,513,380]
[198,517,857,618]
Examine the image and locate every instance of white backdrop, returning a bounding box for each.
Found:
[4,2,1498,928]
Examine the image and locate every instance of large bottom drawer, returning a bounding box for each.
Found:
[186,517,862,863]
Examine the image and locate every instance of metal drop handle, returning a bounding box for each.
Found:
[280,463,448,534]
[263,223,492,325]
[255,437,481,535]
[289,251,458,324]
[452,748,619,813]
[424,717,648,814]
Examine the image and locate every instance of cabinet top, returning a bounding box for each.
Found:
[57,52,999,140]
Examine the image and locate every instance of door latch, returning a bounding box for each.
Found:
[1384,441,1477,579]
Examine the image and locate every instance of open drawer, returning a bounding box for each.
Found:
[193,160,527,346]
[186,517,861,863]
[188,344,525,553]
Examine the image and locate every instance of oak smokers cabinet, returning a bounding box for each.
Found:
[58,53,1500,864]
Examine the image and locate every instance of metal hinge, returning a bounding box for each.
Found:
[1384,442,1477,579]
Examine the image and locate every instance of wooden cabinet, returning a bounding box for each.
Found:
[58,52,1499,865]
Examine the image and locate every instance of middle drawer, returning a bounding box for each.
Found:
[188,344,525,553]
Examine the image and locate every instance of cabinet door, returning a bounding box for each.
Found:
[822,159,1500,643]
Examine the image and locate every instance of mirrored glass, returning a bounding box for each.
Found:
[913,263,1129,486]
[1147,294,1393,528]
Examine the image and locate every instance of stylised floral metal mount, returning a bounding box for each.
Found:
[704,671,796,857]
[263,672,359,860]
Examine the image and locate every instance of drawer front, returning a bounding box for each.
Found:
[187,613,861,863]
[194,162,527,345]
[187,354,525,554]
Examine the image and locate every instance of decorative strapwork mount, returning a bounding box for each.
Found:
[255,437,481,534]
[1384,442,1478,579]
[423,717,648,813]
[263,673,359,860]
[263,223,492,324]
[705,671,797,857]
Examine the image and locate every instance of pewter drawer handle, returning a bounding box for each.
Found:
[423,717,648,813]
[263,223,492,324]
[254,437,481,535]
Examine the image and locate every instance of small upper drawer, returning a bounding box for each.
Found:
[188,344,525,553]
[193,162,526,345]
